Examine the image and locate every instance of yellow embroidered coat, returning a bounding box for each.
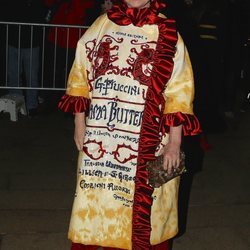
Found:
[59,5,200,249]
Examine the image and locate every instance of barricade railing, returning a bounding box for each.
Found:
[0,21,89,91]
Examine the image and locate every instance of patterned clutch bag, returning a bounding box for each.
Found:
[147,151,187,188]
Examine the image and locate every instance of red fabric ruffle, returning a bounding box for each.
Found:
[130,17,178,250]
[108,0,166,27]
[108,1,178,248]
[58,94,90,114]
[162,112,201,136]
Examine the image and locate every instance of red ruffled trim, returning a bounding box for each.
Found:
[132,18,178,250]
[162,112,201,136]
[108,0,165,27]
[108,2,197,249]
[58,94,90,114]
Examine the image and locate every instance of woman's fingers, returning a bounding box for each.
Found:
[162,143,181,174]
[167,158,173,175]
[164,155,176,174]
[175,157,180,168]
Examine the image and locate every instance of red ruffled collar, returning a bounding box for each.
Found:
[108,0,166,27]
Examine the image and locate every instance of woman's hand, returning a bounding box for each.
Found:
[74,113,86,151]
[162,142,181,175]
[161,125,183,175]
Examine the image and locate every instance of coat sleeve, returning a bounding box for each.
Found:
[58,14,108,114]
[161,33,201,135]
[58,39,90,113]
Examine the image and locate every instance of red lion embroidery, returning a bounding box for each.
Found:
[86,35,123,88]
[126,42,156,86]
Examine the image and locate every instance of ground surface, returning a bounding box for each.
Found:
[0,106,249,250]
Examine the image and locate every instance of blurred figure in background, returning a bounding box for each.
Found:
[164,0,206,238]
[240,0,250,111]
[194,0,227,134]
[222,0,244,120]
[5,0,46,116]
[44,0,101,91]
[165,0,249,239]
[167,0,218,150]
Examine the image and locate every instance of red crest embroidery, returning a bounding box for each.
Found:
[127,42,156,86]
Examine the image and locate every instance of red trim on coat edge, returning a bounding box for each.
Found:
[108,1,178,249]
[162,112,202,136]
[58,94,90,114]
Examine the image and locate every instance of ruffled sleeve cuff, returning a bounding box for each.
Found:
[162,112,201,136]
[58,94,90,114]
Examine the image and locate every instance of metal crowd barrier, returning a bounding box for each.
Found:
[0,21,89,91]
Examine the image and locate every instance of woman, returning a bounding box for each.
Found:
[58,0,200,249]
